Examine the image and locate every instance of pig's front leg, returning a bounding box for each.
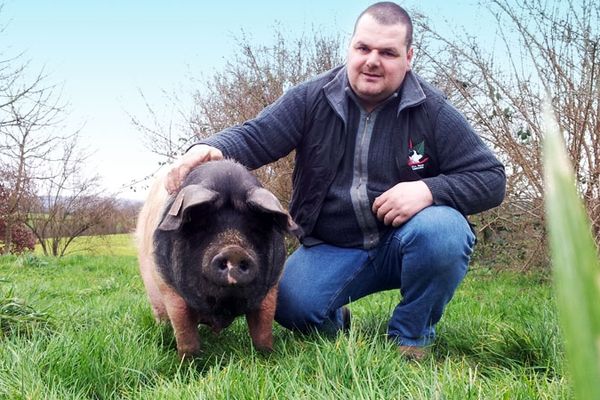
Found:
[245,285,278,352]
[161,285,200,359]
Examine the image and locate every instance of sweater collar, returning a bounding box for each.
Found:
[397,70,427,113]
[323,66,427,123]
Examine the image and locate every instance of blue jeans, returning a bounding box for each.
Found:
[275,206,476,347]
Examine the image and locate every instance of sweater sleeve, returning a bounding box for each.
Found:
[422,102,506,215]
[197,83,308,170]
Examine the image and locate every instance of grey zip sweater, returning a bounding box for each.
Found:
[200,66,506,248]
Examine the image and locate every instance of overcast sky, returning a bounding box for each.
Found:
[1,0,482,200]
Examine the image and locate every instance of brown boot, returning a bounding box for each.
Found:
[398,345,427,361]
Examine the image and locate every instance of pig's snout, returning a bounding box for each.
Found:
[207,245,257,287]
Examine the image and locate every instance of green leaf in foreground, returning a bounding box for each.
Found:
[543,101,600,400]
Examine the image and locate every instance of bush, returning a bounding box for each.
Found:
[0,184,36,254]
[0,219,36,254]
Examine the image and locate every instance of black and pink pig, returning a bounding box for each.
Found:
[136,159,297,359]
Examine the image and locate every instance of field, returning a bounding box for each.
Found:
[1,235,569,399]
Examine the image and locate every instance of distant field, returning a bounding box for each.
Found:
[35,233,138,257]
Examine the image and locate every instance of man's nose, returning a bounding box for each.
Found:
[365,51,380,67]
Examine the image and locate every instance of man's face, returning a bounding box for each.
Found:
[347,14,413,111]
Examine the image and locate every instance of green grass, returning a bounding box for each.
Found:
[0,241,569,399]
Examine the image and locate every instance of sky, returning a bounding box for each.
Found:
[1,0,482,200]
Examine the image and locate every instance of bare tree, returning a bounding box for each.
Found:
[129,88,195,163]
[0,45,67,254]
[193,28,344,205]
[1,13,114,256]
[23,135,118,256]
[414,0,600,268]
[134,27,345,207]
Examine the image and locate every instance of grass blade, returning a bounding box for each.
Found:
[543,100,600,400]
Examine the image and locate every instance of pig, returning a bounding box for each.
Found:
[136,159,297,359]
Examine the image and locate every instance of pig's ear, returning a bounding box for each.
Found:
[246,187,301,235]
[158,185,219,231]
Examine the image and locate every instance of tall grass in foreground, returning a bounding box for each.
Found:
[0,251,568,399]
[544,104,600,400]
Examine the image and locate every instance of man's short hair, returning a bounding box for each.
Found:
[354,2,413,49]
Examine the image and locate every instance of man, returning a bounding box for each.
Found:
[166,2,505,360]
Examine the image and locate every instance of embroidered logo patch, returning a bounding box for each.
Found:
[407,139,429,171]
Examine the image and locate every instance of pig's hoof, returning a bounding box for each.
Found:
[253,343,274,353]
[177,347,201,361]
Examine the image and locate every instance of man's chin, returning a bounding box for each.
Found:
[356,89,384,102]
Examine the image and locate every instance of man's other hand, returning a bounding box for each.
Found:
[372,181,433,227]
